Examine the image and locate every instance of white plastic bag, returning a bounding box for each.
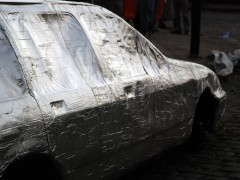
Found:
[212,50,234,76]
[228,49,240,65]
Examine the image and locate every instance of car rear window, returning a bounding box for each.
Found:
[0,27,26,99]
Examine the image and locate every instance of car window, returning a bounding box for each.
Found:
[0,27,26,99]
[78,7,166,79]
[3,12,95,97]
[1,5,166,99]
[56,13,105,86]
[81,11,147,79]
[53,4,166,81]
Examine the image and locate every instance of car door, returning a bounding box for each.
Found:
[0,25,47,172]
[53,4,157,177]
[66,6,157,177]
[136,37,192,151]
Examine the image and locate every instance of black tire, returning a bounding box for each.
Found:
[2,167,57,180]
[188,119,205,151]
[187,89,218,151]
[1,154,61,180]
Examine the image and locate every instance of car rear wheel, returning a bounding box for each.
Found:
[1,154,61,180]
[187,89,218,151]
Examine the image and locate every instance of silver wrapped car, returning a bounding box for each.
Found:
[0,1,226,179]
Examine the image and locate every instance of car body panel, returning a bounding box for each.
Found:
[0,23,48,177]
[0,1,226,179]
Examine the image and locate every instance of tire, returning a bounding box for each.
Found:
[188,119,205,151]
[187,89,217,151]
[1,154,61,180]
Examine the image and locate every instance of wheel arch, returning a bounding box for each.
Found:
[194,87,219,131]
[1,153,62,180]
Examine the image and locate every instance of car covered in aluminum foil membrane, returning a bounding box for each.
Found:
[0,0,226,180]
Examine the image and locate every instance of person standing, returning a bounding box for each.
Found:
[94,0,124,17]
[148,0,161,34]
[171,0,190,35]
[135,0,160,36]
[134,0,148,36]
[190,0,202,56]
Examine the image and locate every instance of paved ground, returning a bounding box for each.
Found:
[123,10,240,180]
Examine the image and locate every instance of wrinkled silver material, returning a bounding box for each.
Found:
[0,1,226,179]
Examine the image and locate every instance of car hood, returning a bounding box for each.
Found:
[166,57,226,100]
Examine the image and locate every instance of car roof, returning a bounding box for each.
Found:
[0,0,44,3]
[0,0,88,5]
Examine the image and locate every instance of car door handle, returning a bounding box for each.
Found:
[124,85,133,94]
[50,100,68,115]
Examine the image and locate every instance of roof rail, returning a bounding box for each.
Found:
[0,0,44,4]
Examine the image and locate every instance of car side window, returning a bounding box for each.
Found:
[80,10,147,80]
[2,12,95,97]
[3,12,106,97]
[0,27,26,99]
[80,7,166,79]
[57,13,105,86]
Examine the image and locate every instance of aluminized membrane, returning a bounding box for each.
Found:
[0,1,226,179]
[0,17,48,176]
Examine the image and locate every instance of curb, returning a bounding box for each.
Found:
[202,4,240,12]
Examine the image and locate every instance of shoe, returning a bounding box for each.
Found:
[170,30,181,34]
[158,22,166,29]
[184,31,189,35]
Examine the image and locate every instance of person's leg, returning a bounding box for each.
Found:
[172,0,182,33]
[154,0,161,26]
[116,0,124,17]
[147,0,155,32]
[134,0,141,31]
[135,0,149,36]
[181,0,190,34]
[148,0,160,34]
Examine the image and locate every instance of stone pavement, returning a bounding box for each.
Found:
[122,10,240,180]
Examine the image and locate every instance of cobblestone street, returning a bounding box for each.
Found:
[123,10,240,180]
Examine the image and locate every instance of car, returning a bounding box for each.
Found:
[0,1,226,180]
